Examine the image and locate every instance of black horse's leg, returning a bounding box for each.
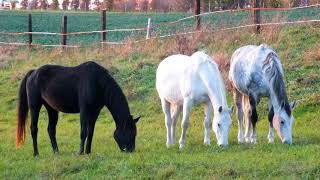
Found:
[45,104,59,153]
[79,108,89,155]
[29,102,42,156]
[85,110,100,154]
[249,94,258,144]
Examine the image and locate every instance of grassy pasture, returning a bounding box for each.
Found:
[0,17,320,179]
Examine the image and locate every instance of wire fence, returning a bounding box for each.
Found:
[0,4,319,48]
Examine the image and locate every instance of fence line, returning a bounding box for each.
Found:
[2,19,319,48]
[156,3,320,27]
[1,4,319,37]
[0,4,319,48]
[0,28,148,36]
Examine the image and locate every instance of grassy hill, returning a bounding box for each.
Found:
[0,24,319,179]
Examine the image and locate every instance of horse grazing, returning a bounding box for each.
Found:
[156,51,233,149]
[16,61,140,156]
[229,44,297,144]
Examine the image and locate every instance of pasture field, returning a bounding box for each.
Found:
[0,24,320,179]
[0,8,320,45]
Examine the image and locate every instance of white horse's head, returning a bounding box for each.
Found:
[212,106,233,147]
[273,101,297,144]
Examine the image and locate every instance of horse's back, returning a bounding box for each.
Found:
[156,54,191,104]
[229,44,279,96]
[156,52,222,105]
[27,61,109,113]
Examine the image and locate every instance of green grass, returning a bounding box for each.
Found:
[0,25,320,179]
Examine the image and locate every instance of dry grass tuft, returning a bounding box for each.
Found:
[304,44,320,64]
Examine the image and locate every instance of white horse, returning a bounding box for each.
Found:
[156,51,233,149]
[229,44,297,144]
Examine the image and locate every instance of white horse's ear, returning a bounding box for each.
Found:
[218,106,222,113]
[229,106,234,114]
[290,101,298,109]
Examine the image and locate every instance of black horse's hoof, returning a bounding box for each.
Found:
[33,152,39,157]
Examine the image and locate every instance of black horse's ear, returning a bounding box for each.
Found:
[134,116,140,123]
[218,106,222,113]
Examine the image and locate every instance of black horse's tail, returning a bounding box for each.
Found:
[16,70,34,149]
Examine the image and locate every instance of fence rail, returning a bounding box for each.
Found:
[0,4,319,48]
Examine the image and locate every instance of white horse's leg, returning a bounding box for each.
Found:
[160,99,173,148]
[171,105,182,145]
[233,90,244,143]
[203,102,213,146]
[243,96,252,143]
[268,100,275,143]
[179,98,193,149]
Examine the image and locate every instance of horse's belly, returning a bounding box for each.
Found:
[192,94,210,105]
[160,88,184,105]
[42,95,80,113]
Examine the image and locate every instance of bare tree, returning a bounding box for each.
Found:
[39,0,48,9]
[71,0,79,10]
[20,0,28,9]
[62,0,70,10]
[169,0,193,12]
[50,0,59,9]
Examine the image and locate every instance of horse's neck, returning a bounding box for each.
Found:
[199,63,227,109]
[105,83,131,128]
[264,55,289,113]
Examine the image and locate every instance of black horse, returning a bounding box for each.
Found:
[16,61,140,156]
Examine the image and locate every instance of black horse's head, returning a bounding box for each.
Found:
[114,116,140,152]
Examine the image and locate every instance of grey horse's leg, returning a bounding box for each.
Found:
[242,95,252,143]
[233,90,244,143]
[268,100,275,143]
[249,94,258,144]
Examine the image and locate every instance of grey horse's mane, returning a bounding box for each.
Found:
[263,52,291,116]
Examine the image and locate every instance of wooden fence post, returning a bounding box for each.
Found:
[146,18,152,39]
[100,10,106,47]
[28,14,32,49]
[195,0,201,30]
[253,0,261,34]
[61,15,67,50]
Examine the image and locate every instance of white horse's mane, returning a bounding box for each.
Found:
[191,51,228,107]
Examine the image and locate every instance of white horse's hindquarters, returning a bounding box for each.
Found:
[156,55,190,105]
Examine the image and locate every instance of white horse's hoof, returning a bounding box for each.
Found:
[166,142,174,148]
[251,139,257,144]
[204,140,211,146]
[268,139,274,144]
[179,144,185,149]
[245,137,251,143]
[238,138,244,144]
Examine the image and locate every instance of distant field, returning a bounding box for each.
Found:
[0,8,319,45]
